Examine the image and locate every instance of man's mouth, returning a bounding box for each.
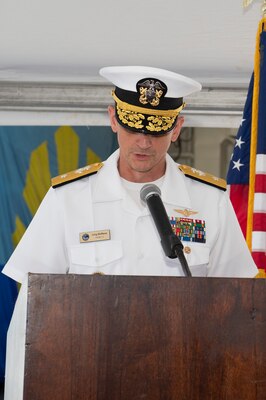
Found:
[133,153,151,159]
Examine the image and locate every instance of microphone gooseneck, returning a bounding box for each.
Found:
[140,184,192,277]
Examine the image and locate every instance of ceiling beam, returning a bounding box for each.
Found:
[0,81,247,127]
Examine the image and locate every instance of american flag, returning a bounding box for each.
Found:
[227,18,266,276]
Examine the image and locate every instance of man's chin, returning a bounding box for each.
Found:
[130,163,153,173]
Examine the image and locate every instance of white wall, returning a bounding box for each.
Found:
[194,127,237,178]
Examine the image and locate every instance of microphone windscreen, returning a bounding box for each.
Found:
[140,184,161,203]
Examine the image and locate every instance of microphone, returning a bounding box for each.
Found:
[140,184,192,277]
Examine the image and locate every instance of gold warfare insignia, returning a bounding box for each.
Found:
[137,78,167,107]
[174,209,198,217]
[243,0,254,8]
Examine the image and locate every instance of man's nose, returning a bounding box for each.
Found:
[136,134,152,148]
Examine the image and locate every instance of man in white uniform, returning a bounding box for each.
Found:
[2,66,258,283]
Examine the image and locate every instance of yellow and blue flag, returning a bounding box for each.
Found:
[0,125,118,380]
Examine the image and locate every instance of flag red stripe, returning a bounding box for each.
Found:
[255,174,266,192]
[252,213,266,231]
[229,184,249,237]
[252,251,266,271]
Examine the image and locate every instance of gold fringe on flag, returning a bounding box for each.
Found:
[256,268,266,278]
[243,0,254,8]
[263,0,266,15]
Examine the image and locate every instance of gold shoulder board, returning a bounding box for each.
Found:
[179,165,227,191]
[51,162,103,188]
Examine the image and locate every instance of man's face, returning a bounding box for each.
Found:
[108,106,184,182]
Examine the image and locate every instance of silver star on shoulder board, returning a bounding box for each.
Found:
[191,168,205,176]
[76,166,92,174]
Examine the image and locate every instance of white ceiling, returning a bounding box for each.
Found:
[0,0,263,84]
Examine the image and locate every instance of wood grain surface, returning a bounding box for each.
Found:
[23,274,266,400]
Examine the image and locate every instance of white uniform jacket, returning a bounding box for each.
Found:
[3,150,258,282]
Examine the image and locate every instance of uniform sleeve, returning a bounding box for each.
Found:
[207,191,258,278]
[2,187,69,283]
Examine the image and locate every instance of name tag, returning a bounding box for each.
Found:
[79,230,111,243]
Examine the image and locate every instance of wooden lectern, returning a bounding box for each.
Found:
[5,274,266,399]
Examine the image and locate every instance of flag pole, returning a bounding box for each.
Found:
[262,0,266,15]
[246,11,266,251]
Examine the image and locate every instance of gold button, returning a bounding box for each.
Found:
[184,246,191,254]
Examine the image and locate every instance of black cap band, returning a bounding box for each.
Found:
[115,87,183,111]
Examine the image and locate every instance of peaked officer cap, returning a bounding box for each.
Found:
[100,66,202,135]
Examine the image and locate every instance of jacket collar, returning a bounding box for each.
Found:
[92,149,123,202]
[162,154,191,209]
[92,149,192,210]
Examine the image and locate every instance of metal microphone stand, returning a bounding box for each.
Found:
[161,234,192,277]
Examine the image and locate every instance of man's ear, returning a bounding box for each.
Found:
[171,116,185,142]
[108,106,118,133]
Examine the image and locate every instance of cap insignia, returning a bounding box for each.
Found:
[137,78,167,107]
